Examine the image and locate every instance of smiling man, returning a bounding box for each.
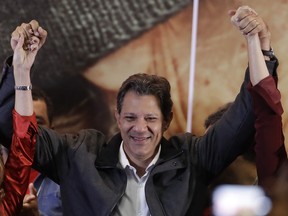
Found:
[115,77,173,177]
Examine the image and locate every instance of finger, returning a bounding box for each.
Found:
[239,18,261,35]
[37,27,48,48]
[238,13,258,28]
[11,26,21,40]
[15,33,25,50]
[29,20,40,36]
[233,6,257,23]
[18,24,31,50]
[22,200,36,208]
[247,25,262,36]
[23,194,29,203]
[245,20,262,35]
[28,36,40,51]
[29,36,40,44]
[28,183,38,195]
[30,183,38,195]
[228,9,236,17]
[24,194,37,203]
[20,23,31,40]
[23,193,37,204]
[11,26,22,50]
[30,44,40,52]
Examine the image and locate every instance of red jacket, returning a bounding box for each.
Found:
[248,75,287,186]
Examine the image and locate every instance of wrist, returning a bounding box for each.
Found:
[14,68,31,84]
[14,76,31,86]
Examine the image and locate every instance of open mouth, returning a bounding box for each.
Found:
[130,136,150,142]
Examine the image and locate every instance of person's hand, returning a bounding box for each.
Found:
[11,20,47,72]
[228,6,271,50]
[11,20,47,52]
[19,183,40,216]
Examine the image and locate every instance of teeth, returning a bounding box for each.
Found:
[132,136,146,141]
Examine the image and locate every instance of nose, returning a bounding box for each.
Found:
[133,118,148,132]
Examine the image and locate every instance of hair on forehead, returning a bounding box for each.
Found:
[117,73,173,122]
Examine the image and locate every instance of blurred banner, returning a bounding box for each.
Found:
[1,0,287,143]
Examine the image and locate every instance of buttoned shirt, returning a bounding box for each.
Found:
[115,142,161,216]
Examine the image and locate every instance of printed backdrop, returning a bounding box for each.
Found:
[0,0,287,148]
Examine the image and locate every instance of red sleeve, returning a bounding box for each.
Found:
[248,76,287,186]
[1,110,38,216]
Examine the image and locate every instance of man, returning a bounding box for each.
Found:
[0,6,281,216]
[19,87,63,216]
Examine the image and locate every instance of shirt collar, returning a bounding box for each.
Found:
[119,141,161,172]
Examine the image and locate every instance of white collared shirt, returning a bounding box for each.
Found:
[114,142,161,216]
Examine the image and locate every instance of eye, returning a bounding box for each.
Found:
[146,117,157,122]
[124,116,136,122]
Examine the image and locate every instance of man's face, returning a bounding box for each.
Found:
[115,91,166,164]
[33,99,50,127]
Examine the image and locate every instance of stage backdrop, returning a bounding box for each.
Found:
[0,0,287,148]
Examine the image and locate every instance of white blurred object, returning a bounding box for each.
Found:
[212,185,272,216]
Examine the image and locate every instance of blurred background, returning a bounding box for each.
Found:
[0,0,287,144]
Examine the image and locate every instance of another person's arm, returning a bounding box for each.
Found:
[195,6,279,180]
[0,21,46,216]
[1,110,38,215]
[0,20,47,149]
[231,6,287,185]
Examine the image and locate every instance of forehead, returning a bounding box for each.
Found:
[122,91,161,114]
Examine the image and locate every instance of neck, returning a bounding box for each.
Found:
[133,163,146,177]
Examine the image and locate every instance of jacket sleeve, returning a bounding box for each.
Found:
[0,56,15,149]
[248,75,287,186]
[196,58,279,181]
[2,110,37,216]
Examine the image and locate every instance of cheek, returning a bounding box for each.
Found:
[150,124,164,134]
[119,121,133,132]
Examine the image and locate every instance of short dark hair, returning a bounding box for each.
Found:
[32,86,54,124]
[116,73,173,122]
[204,102,233,129]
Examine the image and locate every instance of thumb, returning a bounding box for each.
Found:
[23,183,38,203]
[28,183,38,196]
[227,9,236,17]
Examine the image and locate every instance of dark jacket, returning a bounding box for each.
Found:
[0,56,15,147]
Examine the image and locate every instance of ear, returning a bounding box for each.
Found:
[163,112,173,131]
[114,109,120,126]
